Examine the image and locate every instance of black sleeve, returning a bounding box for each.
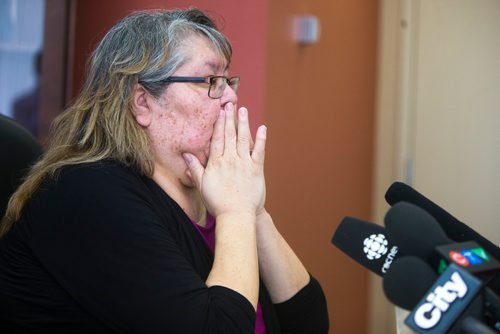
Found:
[273,276,329,334]
[30,164,255,334]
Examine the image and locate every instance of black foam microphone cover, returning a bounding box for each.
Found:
[385,182,500,293]
[384,201,452,262]
[385,182,500,261]
[382,256,438,310]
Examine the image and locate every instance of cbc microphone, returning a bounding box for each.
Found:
[383,256,499,333]
[331,217,402,276]
[384,202,500,284]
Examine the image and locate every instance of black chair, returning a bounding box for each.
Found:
[0,114,43,219]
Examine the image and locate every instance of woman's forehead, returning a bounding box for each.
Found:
[203,60,228,72]
[181,35,229,71]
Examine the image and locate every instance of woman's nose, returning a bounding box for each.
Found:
[220,82,238,106]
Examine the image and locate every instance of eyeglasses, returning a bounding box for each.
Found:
[155,76,240,99]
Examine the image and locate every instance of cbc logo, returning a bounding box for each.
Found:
[363,234,388,260]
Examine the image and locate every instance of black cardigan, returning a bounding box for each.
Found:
[0,161,328,333]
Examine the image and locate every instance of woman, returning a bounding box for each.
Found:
[0,8,328,333]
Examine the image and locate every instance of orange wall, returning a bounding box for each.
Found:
[265,1,379,332]
[73,1,379,333]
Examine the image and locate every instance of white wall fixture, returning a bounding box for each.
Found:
[293,15,320,44]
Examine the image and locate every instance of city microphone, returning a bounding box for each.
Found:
[331,216,402,276]
[383,256,499,333]
[384,202,500,285]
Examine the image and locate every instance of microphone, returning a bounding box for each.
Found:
[383,256,438,310]
[384,182,500,268]
[383,256,499,333]
[331,216,402,276]
[384,202,500,285]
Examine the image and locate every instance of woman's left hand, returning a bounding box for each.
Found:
[183,102,267,219]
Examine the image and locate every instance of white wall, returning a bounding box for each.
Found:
[413,0,500,241]
[371,0,500,333]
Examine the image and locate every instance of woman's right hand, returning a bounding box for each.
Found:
[183,102,267,220]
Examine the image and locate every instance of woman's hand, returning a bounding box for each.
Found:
[183,102,267,219]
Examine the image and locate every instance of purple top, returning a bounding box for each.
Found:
[190,214,266,334]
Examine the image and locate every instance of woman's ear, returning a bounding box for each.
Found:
[132,84,152,127]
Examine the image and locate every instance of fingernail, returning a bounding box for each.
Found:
[260,125,267,136]
[182,153,192,163]
[239,108,247,118]
[225,102,234,111]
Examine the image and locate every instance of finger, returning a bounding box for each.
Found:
[209,109,225,158]
[224,103,237,154]
[236,107,252,157]
[183,153,204,190]
[251,125,267,165]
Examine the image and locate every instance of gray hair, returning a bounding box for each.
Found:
[87,8,233,98]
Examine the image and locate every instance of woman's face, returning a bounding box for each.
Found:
[146,35,237,176]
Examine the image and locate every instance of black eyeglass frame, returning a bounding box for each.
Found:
[148,76,240,99]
